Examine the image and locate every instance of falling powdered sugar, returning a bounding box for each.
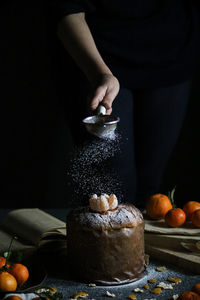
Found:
[65,132,124,206]
[97,129,117,140]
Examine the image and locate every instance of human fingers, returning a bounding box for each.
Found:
[106,107,112,115]
[101,88,118,115]
[88,86,107,112]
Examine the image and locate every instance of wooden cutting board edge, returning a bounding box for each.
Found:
[145,244,200,275]
[144,232,200,251]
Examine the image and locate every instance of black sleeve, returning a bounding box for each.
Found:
[193,0,200,11]
[47,0,96,25]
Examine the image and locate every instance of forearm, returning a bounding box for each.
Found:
[57,13,112,85]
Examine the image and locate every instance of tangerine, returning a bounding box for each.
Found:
[6,296,23,300]
[191,209,200,228]
[0,257,6,268]
[192,283,200,295]
[9,263,29,285]
[178,291,200,299]
[165,208,186,227]
[0,272,17,292]
[146,193,172,219]
[183,201,200,221]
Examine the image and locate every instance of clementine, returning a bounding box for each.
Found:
[191,209,200,228]
[192,283,200,295]
[0,256,6,268]
[0,272,17,292]
[146,193,172,219]
[183,201,200,221]
[6,296,23,300]
[165,208,186,227]
[178,291,200,299]
[9,263,29,285]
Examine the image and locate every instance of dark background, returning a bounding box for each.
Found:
[1,1,199,208]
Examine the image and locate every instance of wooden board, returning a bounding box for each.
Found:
[145,244,200,275]
[144,233,200,251]
[144,217,200,236]
[144,216,200,274]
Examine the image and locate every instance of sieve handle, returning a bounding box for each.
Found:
[97,105,106,115]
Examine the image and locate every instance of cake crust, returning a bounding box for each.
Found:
[67,203,146,285]
[67,203,144,231]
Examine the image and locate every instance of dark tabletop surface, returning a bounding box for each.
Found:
[1,208,200,300]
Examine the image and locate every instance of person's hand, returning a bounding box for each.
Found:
[87,74,120,115]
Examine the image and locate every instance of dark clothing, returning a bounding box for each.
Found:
[48,0,200,88]
[112,81,191,208]
[47,2,197,207]
[64,80,191,208]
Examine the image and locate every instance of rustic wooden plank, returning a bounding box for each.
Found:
[144,233,200,251]
[145,244,200,275]
[144,218,200,236]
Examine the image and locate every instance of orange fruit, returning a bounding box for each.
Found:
[191,209,200,228]
[9,263,29,285]
[0,271,17,292]
[0,257,6,268]
[183,201,200,221]
[6,296,23,300]
[165,208,186,227]
[177,291,200,299]
[192,283,200,295]
[146,193,172,219]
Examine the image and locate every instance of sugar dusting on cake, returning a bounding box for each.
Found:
[68,203,143,230]
[65,133,124,206]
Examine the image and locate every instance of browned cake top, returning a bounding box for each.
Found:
[67,203,144,231]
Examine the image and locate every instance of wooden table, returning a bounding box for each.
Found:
[1,209,200,299]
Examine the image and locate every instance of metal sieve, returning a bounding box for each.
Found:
[82,105,120,139]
